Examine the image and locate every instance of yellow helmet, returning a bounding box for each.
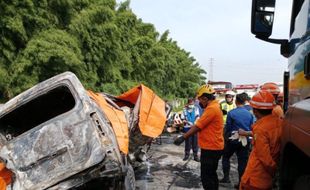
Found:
[196,84,215,97]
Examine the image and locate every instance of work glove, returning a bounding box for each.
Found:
[174,135,185,146]
[229,131,239,140]
[229,131,248,147]
[239,136,247,147]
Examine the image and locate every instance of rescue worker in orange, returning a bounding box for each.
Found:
[260,82,283,118]
[0,141,13,190]
[0,178,5,190]
[174,84,224,190]
[238,91,282,190]
[0,161,13,190]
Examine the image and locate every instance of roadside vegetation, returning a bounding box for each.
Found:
[0,0,206,102]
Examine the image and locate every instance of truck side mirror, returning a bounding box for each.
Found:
[251,0,276,38]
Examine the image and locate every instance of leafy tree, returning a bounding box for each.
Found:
[9,29,86,95]
[0,0,207,102]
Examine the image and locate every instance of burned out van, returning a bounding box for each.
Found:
[0,72,136,189]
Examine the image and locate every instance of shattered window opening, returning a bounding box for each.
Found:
[0,85,75,140]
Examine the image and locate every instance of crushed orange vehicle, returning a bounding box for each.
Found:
[117,84,167,138]
[88,91,130,154]
[88,84,168,156]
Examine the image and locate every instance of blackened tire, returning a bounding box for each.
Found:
[293,175,310,190]
[124,164,135,190]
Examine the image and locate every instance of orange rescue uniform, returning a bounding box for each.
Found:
[195,100,224,150]
[240,114,282,190]
[0,178,5,190]
[272,105,284,118]
[0,162,12,190]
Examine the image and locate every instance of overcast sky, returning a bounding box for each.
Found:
[118,0,292,85]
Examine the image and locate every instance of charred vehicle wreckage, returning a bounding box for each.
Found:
[0,72,170,190]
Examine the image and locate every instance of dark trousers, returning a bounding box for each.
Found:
[222,141,250,182]
[201,149,222,190]
[185,134,198,155]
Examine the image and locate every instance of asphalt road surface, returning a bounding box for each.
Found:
[134,134,239,190]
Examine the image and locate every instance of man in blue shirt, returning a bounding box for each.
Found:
[220,93,254,188]
[181,98,200,161]
[242,92,253,112]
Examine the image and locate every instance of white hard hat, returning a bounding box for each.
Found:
[225,90,236,96]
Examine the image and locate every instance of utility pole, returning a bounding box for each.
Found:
[209,58,214,81]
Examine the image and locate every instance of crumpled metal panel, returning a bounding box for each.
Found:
[0,72,122,190]
[1,118,105,189]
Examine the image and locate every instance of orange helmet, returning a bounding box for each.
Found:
[261,82,280,95]
[250,90,276,109]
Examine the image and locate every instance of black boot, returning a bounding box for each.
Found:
[219,168,231,183]
[219,177,231,183]
[234,183,240,189]
[193,154,200,162]
[219,175,231,183]
[183,153,189,161]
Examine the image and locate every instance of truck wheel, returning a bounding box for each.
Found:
[293,175,310,190]
[124,164,135,190]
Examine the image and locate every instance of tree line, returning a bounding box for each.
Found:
[0,0,206,102]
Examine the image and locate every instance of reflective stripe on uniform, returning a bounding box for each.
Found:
[250,100,274,107]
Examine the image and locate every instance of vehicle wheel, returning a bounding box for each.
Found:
[114,164,136,190]
[124,164,135,190]
[293,175,310,190]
